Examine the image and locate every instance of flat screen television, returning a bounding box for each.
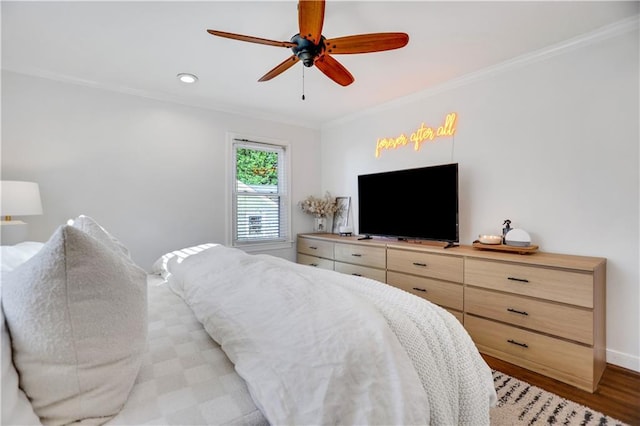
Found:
[357,163,459,243]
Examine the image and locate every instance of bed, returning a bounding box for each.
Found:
[1,216,496,426]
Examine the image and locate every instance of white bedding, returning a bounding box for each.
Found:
[166,244,497,425]
[3,239,495,425]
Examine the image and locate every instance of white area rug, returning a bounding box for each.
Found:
[490,370,628,425]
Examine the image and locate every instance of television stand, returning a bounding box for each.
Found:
[443,242,458,249]
[357,235,373,241]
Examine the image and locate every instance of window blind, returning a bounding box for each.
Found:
[232,139,289,245]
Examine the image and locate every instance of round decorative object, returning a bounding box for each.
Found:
[505,229,531,247]
[478,234,502,245]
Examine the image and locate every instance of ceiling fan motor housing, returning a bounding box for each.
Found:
[291,34,325,67]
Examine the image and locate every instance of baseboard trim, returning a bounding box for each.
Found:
[607,348,640,373]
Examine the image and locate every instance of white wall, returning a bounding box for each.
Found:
[320,26,639,371]
[1,71,322,269]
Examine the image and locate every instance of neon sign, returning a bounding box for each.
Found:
[375,112,458,158]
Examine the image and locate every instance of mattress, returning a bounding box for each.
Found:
[108,276,267,425]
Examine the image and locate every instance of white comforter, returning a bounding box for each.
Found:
[166,244,496,425]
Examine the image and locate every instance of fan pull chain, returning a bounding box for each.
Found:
[301,66,305,101]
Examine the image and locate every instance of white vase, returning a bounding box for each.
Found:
[314,217,327,233]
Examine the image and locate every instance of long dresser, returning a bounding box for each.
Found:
[296,233,606,392]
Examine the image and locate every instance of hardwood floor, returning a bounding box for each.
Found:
[484,354,640,425]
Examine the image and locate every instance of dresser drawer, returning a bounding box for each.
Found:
[296,253,334,271]
[465,315,595,390]
[465,258,593,308]
[335,262,386,282]
[387,271,463,311]
[387,249,463,283]
[334,243,386,268]
[297,237,334,259]
[465,287,593,345]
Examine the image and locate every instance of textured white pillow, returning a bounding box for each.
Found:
[1,242,44,425]
[68,215,131,258]
[2,225,147,425]
[1,302,41,425]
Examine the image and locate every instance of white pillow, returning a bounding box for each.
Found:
[1,241,45,272]
[1,242,44,424]
[1,302,41,425]
[150,243,218,279]
[68,215,131,258]
[2,225,147,425]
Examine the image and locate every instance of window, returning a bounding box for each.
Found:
[230,137,290,249]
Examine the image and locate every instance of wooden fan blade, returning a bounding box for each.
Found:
[298,0,325,45]
[314,54,354,87]
[324,33,409,54]
[207,29,296,48]
[258,55,301,82]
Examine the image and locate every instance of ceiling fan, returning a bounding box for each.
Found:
[206,0,409,87]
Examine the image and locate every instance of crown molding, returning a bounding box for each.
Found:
[3,14,636,132]
[323,15,639,130]
[1,67,322,130]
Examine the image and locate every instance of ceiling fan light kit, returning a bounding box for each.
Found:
[206,0,409,87]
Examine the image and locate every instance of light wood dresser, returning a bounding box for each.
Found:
[296,233,606,392]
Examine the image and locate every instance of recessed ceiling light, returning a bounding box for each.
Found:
[177,73,198,84]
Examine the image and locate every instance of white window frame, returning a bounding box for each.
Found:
[226,132,292,252]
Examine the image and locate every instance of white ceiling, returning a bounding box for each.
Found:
[2,1,638,128]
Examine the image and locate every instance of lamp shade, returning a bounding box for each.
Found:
[1,181,43,217]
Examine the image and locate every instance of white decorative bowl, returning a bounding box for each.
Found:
[478,234,502,245]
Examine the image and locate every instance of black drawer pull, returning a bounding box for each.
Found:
[352,273,362,276]
[507,277,529,283]
[351,253,362,257]
[412,287,427,292]
[507,308,529,316]
[310,263,318,267]
[507,339,529,348]
[309,246,318,250]
[412,262,427,267]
